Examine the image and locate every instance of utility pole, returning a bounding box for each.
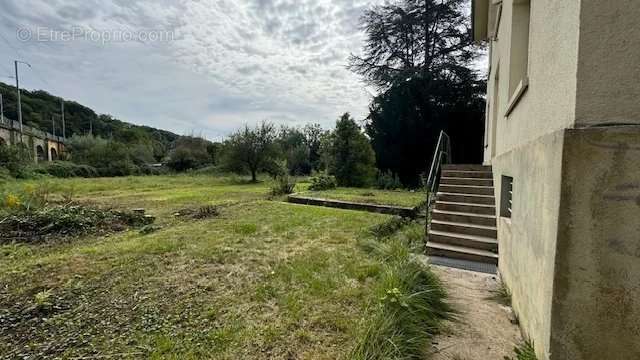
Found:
[60,98,65,140]
[0,93,3,124]
[14,60,31,144]
[51,115,55,137]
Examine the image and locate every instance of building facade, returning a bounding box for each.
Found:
[473,0,640,359]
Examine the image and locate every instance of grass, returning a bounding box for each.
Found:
[0,174,447,359]
[507,341,538,360]
[351,220,451,360]
[488,280,512,306]
[296,186,426,208]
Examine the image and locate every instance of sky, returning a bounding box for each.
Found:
[0,0,387,140]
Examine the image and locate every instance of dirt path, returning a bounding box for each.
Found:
[427,265,523,360]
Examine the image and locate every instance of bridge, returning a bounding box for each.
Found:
[0,117,65,163]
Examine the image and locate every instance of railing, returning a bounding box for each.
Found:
[425,130,451,205]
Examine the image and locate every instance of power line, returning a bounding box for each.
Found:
[0,30,52,87]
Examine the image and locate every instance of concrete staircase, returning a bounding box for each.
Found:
[426,164,498,265]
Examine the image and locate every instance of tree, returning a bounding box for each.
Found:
[328,113,376,187]
[303,123,325,171]
[221,121,279,182]
[166,136,213,171]
[349,0,486,186]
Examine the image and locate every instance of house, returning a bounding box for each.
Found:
[472,0,640,359]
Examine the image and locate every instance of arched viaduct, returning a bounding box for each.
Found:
[0,117,65,163]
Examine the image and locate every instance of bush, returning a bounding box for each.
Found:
[167,136,214,172]
[67,135,140,177]
[271,174,297,196]
[33,161,98,178]
[0,144,32,176]
[308,173,337,191]
[376,170,402,190]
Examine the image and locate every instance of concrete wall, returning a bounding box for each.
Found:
[479,0,640,359]
[551,127,640,359]
[484,0,581,163]
[575,1,640,126]
[492,129,564,359]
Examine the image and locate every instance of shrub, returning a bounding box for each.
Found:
[376,170,402,190]
[67,135,139,177]
[308,173,337,191]
[0,144,32,176]
[34,161,98,178]
[271,174,297,196]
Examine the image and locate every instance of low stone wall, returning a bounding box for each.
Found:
[287,194,418,218]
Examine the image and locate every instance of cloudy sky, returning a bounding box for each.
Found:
[0,0,385,140]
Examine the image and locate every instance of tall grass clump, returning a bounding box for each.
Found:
[507,341,537,360]
[351,222,450,360]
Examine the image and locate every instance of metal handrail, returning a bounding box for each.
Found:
[425,130,451,204]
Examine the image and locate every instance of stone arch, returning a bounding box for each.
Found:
[50,147,58,161]
[36,145,46,162]
[0,137,6,146]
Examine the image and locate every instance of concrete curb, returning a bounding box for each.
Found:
[287,194,419,218]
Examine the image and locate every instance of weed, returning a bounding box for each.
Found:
[270,174,296,195]
[489,281,512,306]
[352,219,450,360]
[505,341,537,360]
[34,289,53,309]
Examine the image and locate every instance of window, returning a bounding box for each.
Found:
[506,0,530,115]
[500,175,513,218]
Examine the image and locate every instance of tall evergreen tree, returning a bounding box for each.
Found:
[349,0,486,186]
[328,113,376,187]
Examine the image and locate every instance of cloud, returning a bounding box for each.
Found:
[0,0,383,140]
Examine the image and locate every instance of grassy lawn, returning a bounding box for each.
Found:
[295,186,426,208]
[0,175,445,359]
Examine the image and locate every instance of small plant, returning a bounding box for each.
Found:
[270,174,296,196]
[376,170,402,190]
[34,289,53,310]
[489,281,512,306]
[505,341,537,360]
[308,173,337,191]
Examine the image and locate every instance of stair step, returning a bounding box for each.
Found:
[426,241,498,265]
[428,230,498,252]
[438,185,495,196]
[430,220,497,238]
[440,177,493,187]
[441,170,493,179]
[431,210,496,226]
[442,164,492,171]
[437,192,495,205]
[435,201,496,215]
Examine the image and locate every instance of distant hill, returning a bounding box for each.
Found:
[0,81,180,158]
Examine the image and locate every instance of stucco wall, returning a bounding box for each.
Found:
[575,1,640,126]
[493,129,564,360]
[551,126,640,359]
[484,0,581,164]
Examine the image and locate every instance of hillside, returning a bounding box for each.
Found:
[0,82,180,159]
